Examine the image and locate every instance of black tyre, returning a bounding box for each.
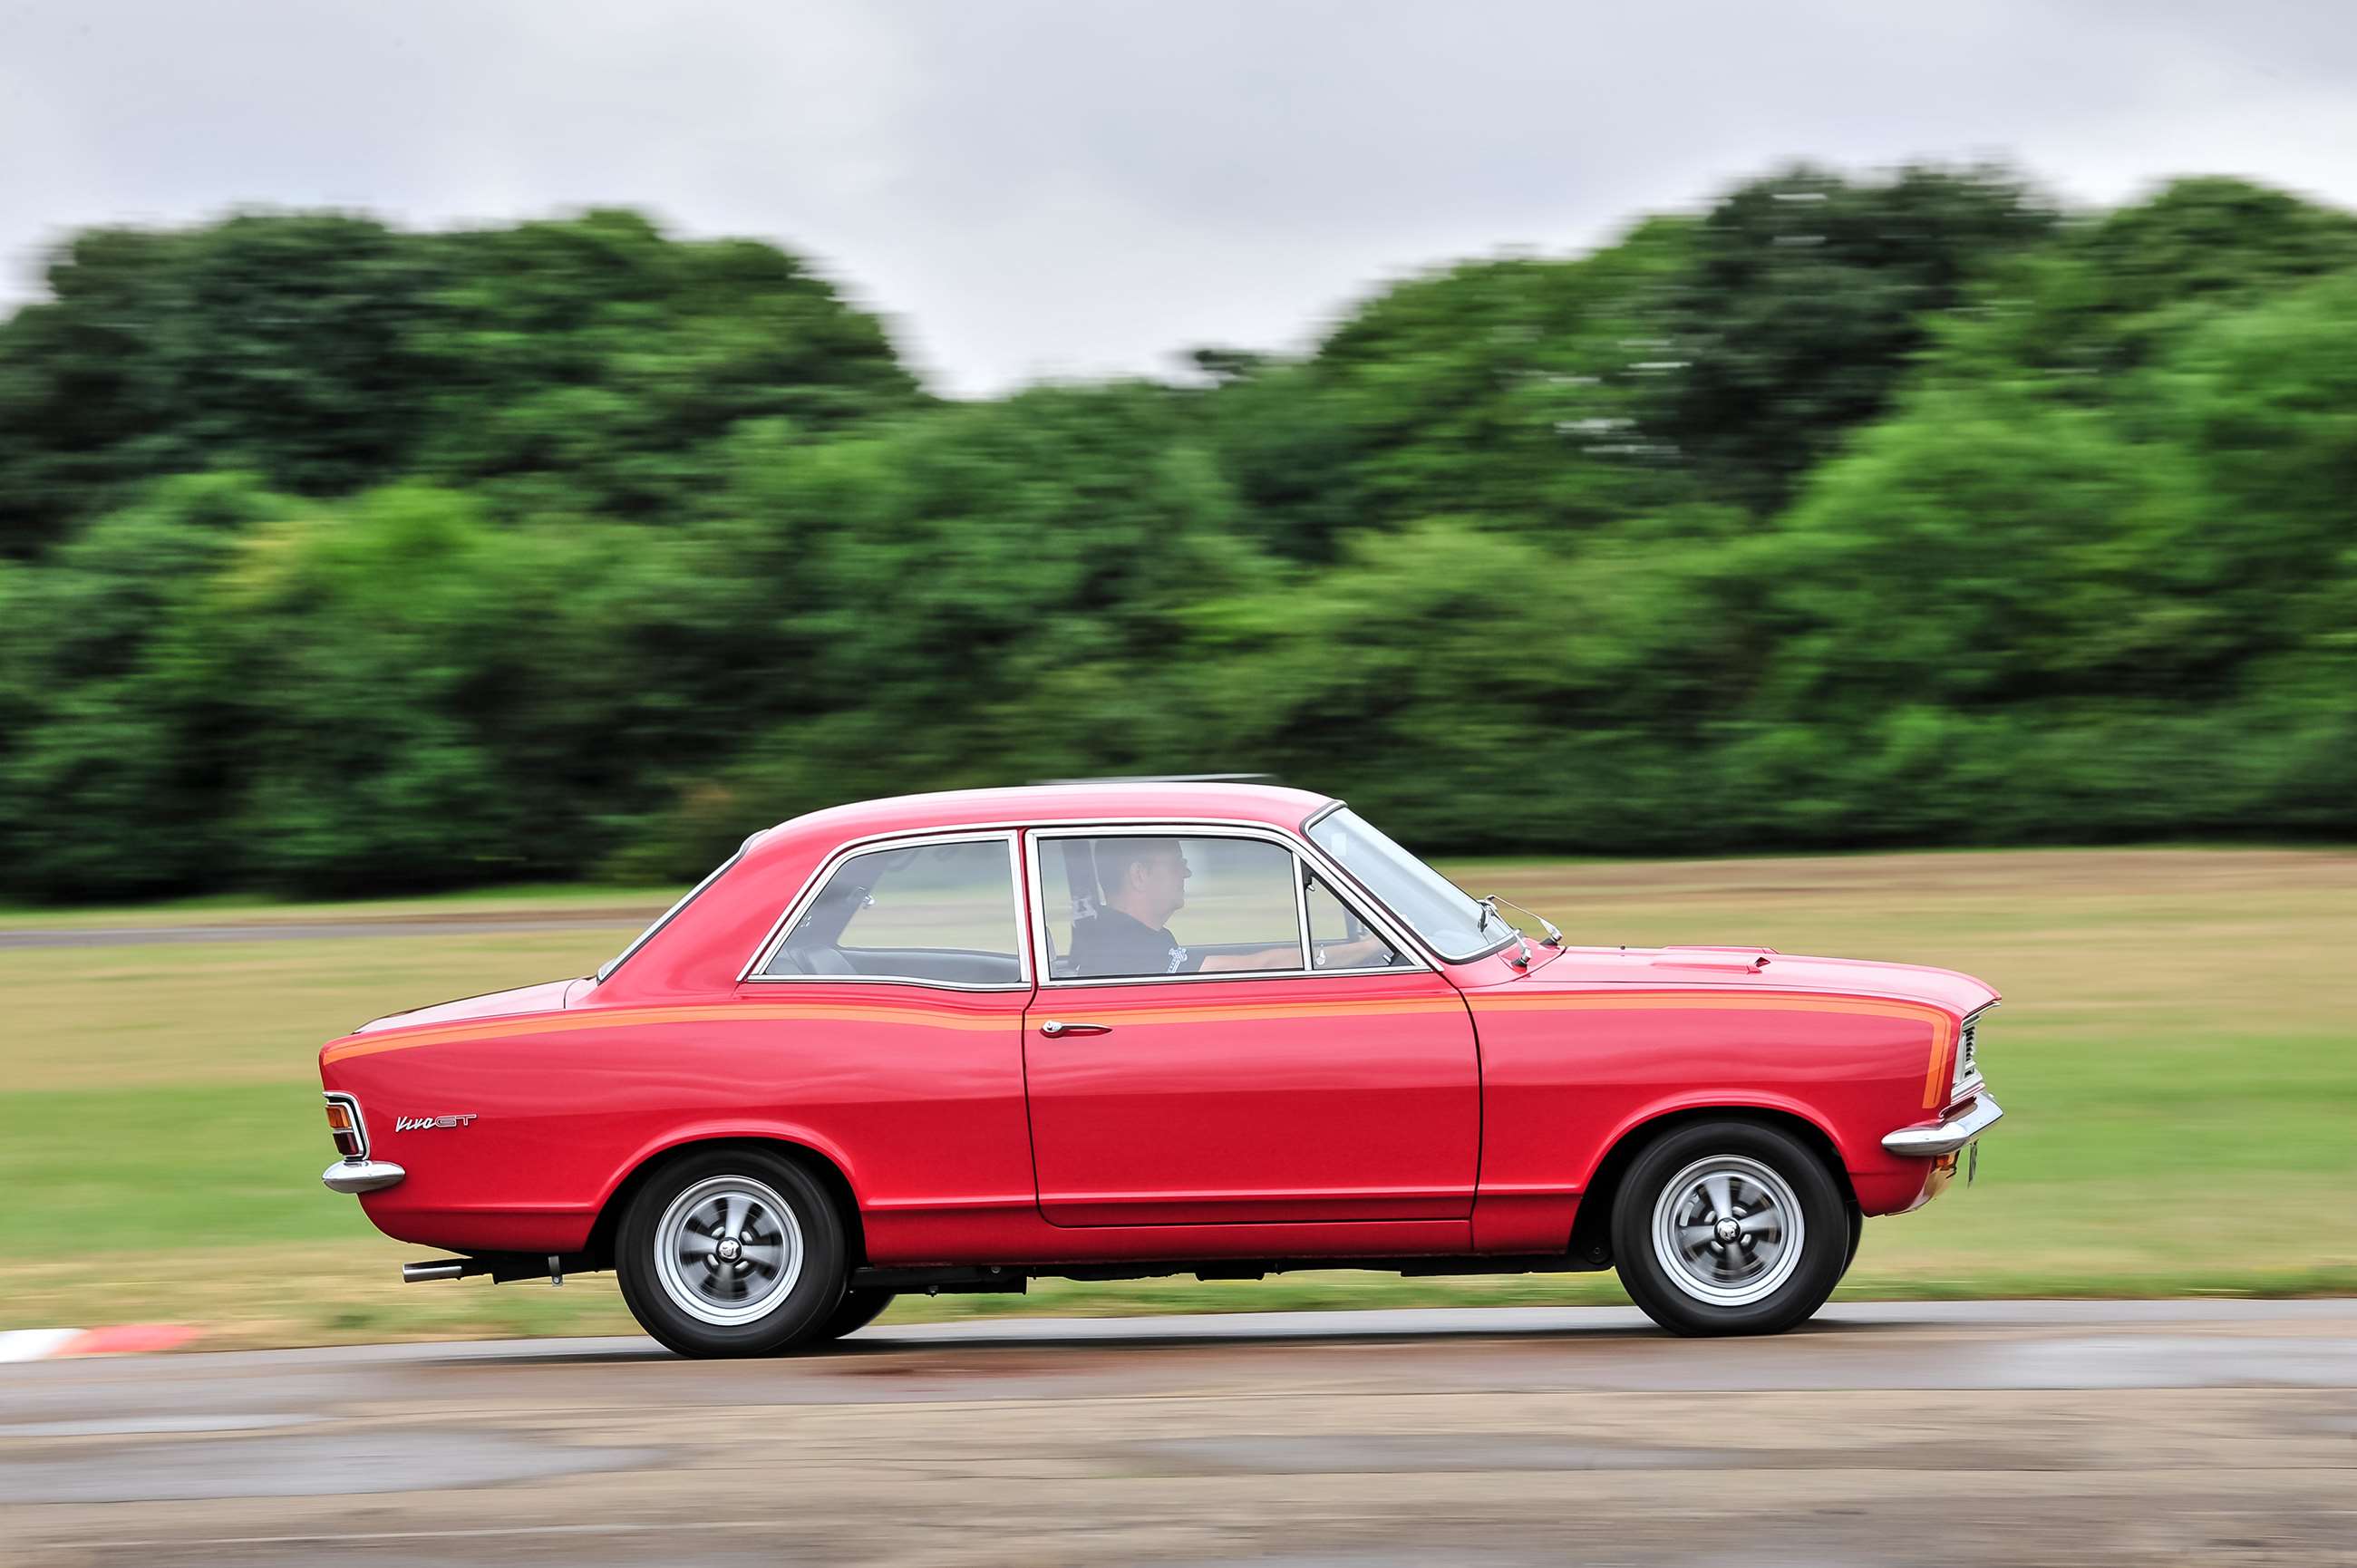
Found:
[616,1147,848,1359]
[802,1286,896,1347]
[1610,1118,1847,1337]
[1841,1203,1864,1281]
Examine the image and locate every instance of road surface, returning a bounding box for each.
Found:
[5,1300,2354,1565]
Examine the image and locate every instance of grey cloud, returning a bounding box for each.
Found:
[4,0,2353,393]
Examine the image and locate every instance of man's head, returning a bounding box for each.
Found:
[1094,837,1189,926]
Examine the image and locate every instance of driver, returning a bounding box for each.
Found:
[1070,838,1386,979]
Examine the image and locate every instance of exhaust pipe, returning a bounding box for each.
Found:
[401,1253,595,1285]
[402,1257,476,1283]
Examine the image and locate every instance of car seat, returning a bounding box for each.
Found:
[1049,841,1105,980]
[771,878,870,977]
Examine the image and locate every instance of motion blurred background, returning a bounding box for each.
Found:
[0,1,2351,1344]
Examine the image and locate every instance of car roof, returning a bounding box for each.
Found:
[592,781,1343,998]
[760,780,1336,848]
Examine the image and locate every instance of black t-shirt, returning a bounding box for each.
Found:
[1067,906,1195,978]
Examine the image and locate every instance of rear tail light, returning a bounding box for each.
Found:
[324,1093,368,1160]
[1954,1004,1993,1098]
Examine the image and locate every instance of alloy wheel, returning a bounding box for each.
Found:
[652,1174,805,1326]
[1649,1154,1807,1308]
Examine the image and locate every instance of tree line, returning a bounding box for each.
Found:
[1,169,2352,901]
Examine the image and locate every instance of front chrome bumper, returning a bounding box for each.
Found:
[321,1157,406,1194]
[1882,1093,2003,1157]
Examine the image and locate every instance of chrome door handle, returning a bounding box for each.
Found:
[1038,1020,1111,1038]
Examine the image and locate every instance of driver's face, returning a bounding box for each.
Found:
[1138,851,1189,922]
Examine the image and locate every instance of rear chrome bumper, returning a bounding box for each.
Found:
[321,1158,406,1195]
[1882,1093,2003,1158]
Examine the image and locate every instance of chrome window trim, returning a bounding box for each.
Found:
[734,818,1287,986]
[738,829,1032,992]
[1292,854,1314,963]
[1023,821,1431,988]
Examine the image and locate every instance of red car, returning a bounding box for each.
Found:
[318,781,2001,1356]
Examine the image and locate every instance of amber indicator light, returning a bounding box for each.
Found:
[325,1099,362,1157]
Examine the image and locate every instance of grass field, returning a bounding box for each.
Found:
[4,847,2352,1349]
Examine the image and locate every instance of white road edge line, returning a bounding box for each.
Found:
[78,1522,781,1549]
[0,1329,80,1363]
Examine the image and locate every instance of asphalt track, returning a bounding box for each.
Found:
[5,1301,2355,1566]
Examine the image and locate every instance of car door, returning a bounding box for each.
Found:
[1022,826,1479,1227]
[736,831,1040,1258]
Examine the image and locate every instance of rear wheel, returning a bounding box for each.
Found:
[1611,1119,1847,1337]
[616,1147,847,1358]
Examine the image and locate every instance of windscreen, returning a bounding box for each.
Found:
[1306,807,1501,962]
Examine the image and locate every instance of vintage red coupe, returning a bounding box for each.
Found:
[317,781,2001,1356]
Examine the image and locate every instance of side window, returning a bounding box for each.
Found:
[1306,872,1408,970]
[1040,834,1305,981]
[760,837,1023,987]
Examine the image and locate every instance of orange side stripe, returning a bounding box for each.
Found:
[322,1003,1012,1064]
[323,996,1476,1063]
[324,994,1486,1064]
[325,990,1960,1107]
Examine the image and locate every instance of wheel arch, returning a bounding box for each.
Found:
[587,1131,868,1271]
[1568,1102,1858,1264]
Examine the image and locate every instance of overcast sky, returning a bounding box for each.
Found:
[5,0,2354,394]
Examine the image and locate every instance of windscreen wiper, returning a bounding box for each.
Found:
[1479,895,1536,969]
[1484,893,1562,947]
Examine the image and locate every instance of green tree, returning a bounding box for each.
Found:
[175,485,640,895]
[0,210,922,556]
[0,218,447,555]
[1716,364,2351,846]
[1646,163,2059,512]
[1925,177,2357,395]
[1135,518,1751,853]
[0,475,285,896]
[1203,220,1697,557]
[2138,266,2357,629]
[609,385,1265,876]
[1748,388,2223,714]
[410,210,925,520]
[5,168,2356,904]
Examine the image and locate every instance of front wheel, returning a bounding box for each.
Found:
[616,1148,848,1358]
[1611,1119,1847,1337]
